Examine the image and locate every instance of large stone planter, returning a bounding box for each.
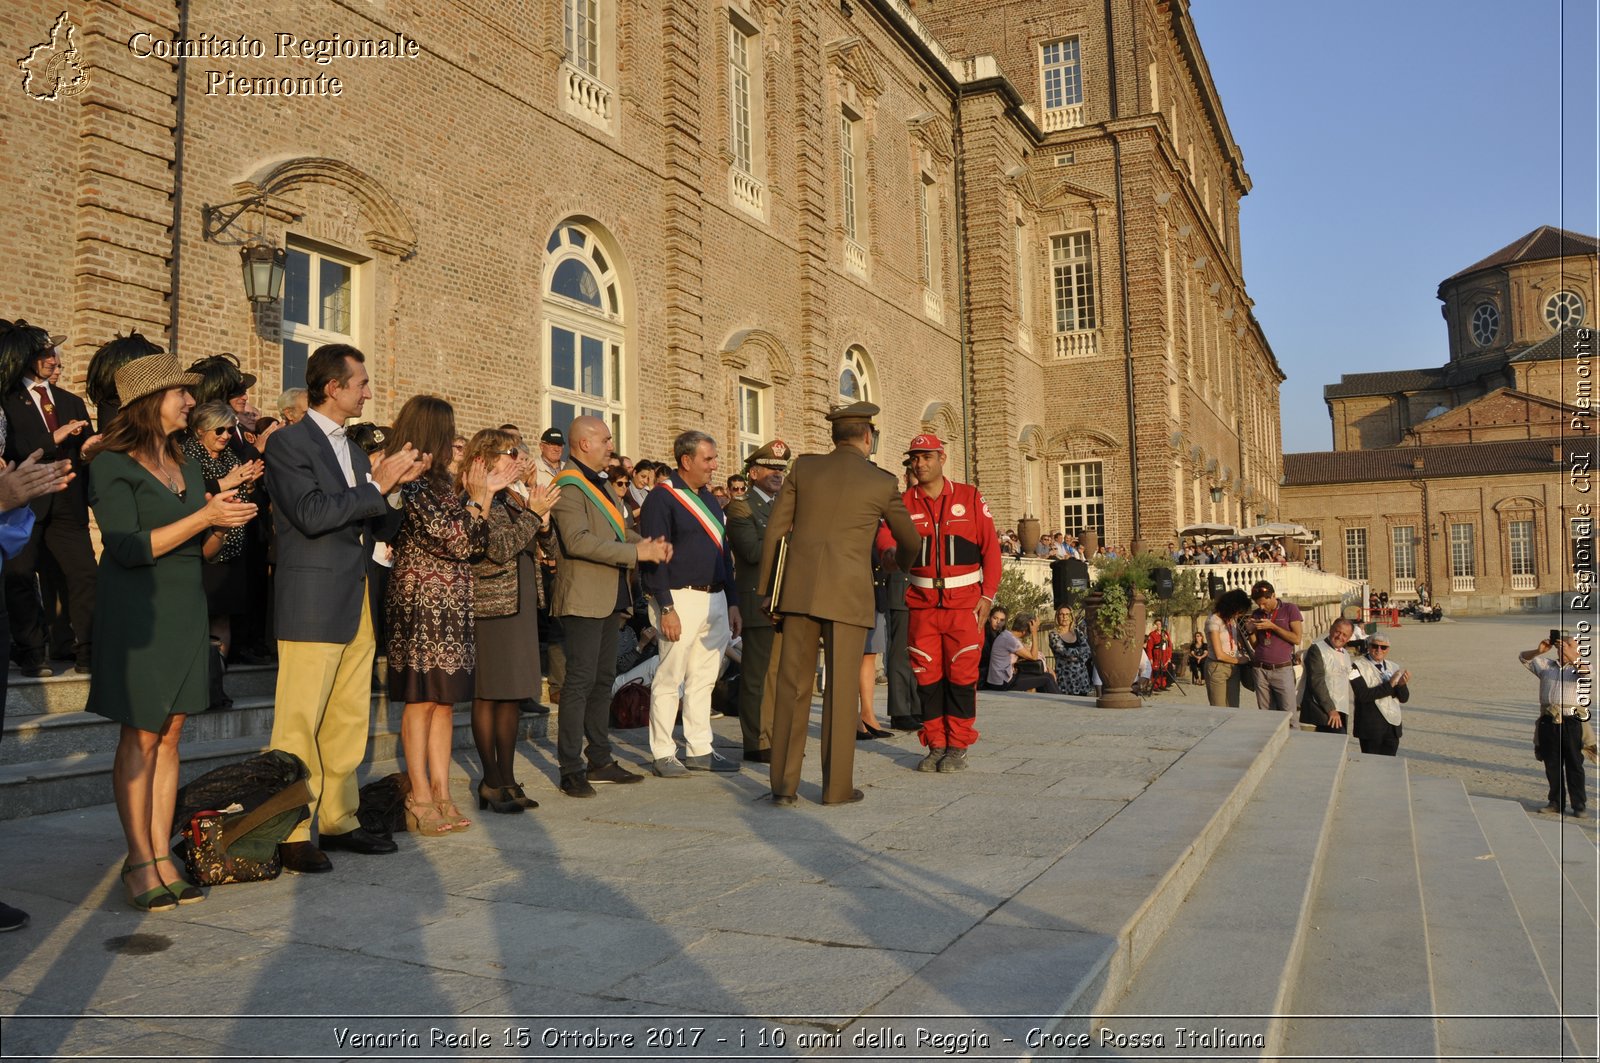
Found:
[1085,589,1147,709]
[1017,516,1041,555]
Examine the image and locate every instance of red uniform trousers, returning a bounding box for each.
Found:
[907,606,981,750]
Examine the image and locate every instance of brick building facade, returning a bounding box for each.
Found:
[1282,228,1596,614]
[3,0,1280,544]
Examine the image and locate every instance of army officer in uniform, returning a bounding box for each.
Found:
[757,403,919,806]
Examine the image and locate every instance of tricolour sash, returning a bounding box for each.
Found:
[658,482,725,552]
[555,470,626,541]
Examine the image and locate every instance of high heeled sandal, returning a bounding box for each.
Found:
[476,781,525,815]
[404,798,454,837]
[154,854,204,905]
[507,782,540,810]
[436,799,472,832]
[120,859,178,913]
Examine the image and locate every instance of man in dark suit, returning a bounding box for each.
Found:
[725,439,789,763]
[1,326,96,677]
[263,344,425,872]
[757,403,920,806]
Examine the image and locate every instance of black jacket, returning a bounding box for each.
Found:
[2,384,93,520]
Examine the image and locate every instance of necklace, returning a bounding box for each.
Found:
[139,453,183,495]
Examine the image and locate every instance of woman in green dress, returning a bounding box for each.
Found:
[86,353,257,912]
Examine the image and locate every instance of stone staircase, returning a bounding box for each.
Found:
[0,662,480,820]
[1088,739,1598,1061]
[828,715,1596,1061]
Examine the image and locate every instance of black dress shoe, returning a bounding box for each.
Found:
[319,827,399,855]
[74,662,91,675]
[19,665,52,679]
[559,773,597,798]
[278,841,333,873]
[744,749,772,764]
[888,716,922,732]
[770,794,797,807]
[821,788,865,805]
[588,760,644,784]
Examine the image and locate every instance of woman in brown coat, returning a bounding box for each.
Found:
[464,428,559,813]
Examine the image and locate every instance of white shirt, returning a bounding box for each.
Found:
[1525,654,1588,714]
[306,408,356,488]
[22,375,54,426]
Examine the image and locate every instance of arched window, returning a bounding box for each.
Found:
[838,345,875,405]
[543,222,625,444]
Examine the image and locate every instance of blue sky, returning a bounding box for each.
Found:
[1189,0,1598,453]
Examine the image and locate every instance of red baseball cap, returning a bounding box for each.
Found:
[905,433,945,454]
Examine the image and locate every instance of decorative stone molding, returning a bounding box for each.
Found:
[240,157,418,257]
[908,112,953,166]
[826,36,882,114]
[720,327,794,384]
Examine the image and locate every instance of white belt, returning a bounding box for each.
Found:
[909,570,982,590]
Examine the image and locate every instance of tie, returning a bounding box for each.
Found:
[33,386,58,432]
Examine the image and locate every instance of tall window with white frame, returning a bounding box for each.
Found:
[737,380,767,463]
[1508,519,1536,589]
[565,0,598,75]
[1015,218,1031,340]
[729,29,752,174]
[1391,525,1417,593]
[1344,527,1368,582]
[918,178,932,286]
[1059,460,1104,541]
[1051,232,1097,357]
[1449,522,1475,590]
[281,241,359,390]
[543,223,625,448]
[725,13,766,218]
[560,0,613,132]
[1040,38,1084,131]
[840,110,867,277]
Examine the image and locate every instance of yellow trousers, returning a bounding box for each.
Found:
[269,585,376,842]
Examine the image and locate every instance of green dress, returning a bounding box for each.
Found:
[85,451,210,731]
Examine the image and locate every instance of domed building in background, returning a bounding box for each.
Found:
[1281,226,1596,613]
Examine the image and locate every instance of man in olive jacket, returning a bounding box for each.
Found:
[548,415,672,798]
[757,403,919,806]
[724,438,789,763]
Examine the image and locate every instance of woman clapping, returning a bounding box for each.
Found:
[465,430,560,812]
[86,354,256,911]
[385,398,514,836]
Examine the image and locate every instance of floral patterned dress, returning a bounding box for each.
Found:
[1050,627,1095,696]
[386,478,489,704]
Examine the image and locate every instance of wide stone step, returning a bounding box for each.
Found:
[1085,729,1350,1057]
[1470,795,1598,1059]
[1278,753,1438,1060]
[4,662,279,717]
[1410,776,1580,1058]
[1525,810,1600,922]
[0,703,474,821]
[826,711,1290,1052]
[1,697,279,765]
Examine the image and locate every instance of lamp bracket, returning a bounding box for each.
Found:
[202,194,303,241]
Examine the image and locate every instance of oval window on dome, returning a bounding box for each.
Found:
[1470,302,1499,347]
[1544,290,1585,331]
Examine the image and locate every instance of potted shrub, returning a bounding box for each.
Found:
[1083,552,1165,708]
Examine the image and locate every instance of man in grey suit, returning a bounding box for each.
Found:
[724,438,788,763]
[548,415,672,798]
[1299,617,1356,735]
[264,344,426,872]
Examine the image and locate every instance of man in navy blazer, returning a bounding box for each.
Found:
[264,344,425,873]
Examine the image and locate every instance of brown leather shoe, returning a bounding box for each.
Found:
[278,841,332,874]
[770,793,797,807]
[821,789,865,805]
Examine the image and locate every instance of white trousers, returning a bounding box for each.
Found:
[648,589,732,760]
